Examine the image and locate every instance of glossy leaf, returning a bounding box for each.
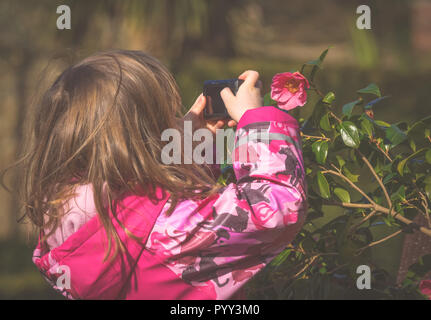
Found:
[342,100,361,118]
[319,113,331,131]
[374,120,391,128]
[360,118,374,137]
[397,148,427,176]
[357,83,381,97]
[323,92,335,104]
[319,141,329,164]
[336,155,346,169]
[386,124,407,147]
[334,187,351,203]
[343,166,359,182]
[339,121,360,148]
[316,171,330,199]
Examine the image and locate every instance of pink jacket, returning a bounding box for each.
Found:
[32,106,308,299]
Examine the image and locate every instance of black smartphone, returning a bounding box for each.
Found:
[203,79,244,120]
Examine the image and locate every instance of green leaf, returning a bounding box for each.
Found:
[305,59,321,66]
[357,83,381,97]
[343,166,359,182]
[263,92,277,106]
[316,171,331,199]
[374,120,391,128]
[425,184,431,201]
[342,100,361,118]
[407,121,428,150]
[270,249,291,267]
[382,172,396,184]
[391,185,406,202]
[397,148,427,176]
[322,92,335,104]
[386,124,407,147]
[336,155,346,169]
[319,267,327,274]
[312,140,329,164]
[306,47,330,68]
[339,121,360,148]
[319,113,331,131]
[409,139,417,152]
[334,187,351,203]
[426,150,431,164]
[360,118,374,137]
[308,47,331,81]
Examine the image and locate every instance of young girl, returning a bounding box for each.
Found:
[11,50,307,299]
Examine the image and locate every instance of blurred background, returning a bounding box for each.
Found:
[0,0,430,299]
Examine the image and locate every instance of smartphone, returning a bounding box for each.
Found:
[203,79,244,120]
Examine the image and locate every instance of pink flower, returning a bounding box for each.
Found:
[420,280,431,299]
[271,72,310,111]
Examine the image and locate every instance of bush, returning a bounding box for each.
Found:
[222,48,431,299]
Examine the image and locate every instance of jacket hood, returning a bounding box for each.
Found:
[33,188,169,299]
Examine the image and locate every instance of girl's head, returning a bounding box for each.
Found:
[7,50,217,256]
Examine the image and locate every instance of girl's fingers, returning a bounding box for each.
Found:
[238,70,260,88]
[220,87,235,105]
[215,120,226,129]
[227,120,237,127]
[255,80,263,90]
[188,94,206,115]
[207,120,227,133]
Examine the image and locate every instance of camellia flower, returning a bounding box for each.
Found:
[271,71,310,111]
[420,280,431,300]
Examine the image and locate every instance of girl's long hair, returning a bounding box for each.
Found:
[2,50,219,259]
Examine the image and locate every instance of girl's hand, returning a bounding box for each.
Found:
[220,70,263,123]
[184,94,237,134]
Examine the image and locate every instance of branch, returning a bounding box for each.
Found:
[325,200,431,237]
[418,191,431,229]
[356,229,403,256]
[322,200,374,209]
[374,204,431,237]
[329,111,342,124]
[349,209,379,233]
[319,162,431,237]
[291,254,320,279]
[320,165,375,205]
[300,132,331,141]
[357,150,392,209]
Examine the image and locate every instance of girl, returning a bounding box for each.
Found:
[8,50,307,299]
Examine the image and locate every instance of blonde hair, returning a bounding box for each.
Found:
[3,50,219,259]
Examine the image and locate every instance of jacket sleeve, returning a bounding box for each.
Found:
[148,106,308,299]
